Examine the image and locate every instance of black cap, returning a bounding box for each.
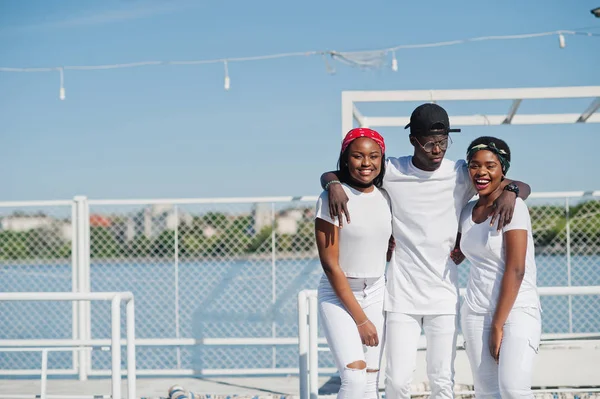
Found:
[404,103,461,135]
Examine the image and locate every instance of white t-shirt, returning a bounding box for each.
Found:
[315,183,392,278]
[459,198,539,313]
[383,157,476,315]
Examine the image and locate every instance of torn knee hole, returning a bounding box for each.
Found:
[345,360,366,370]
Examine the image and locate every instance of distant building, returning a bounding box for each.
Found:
[90,214,112,228]
[203,225,217,238]
[252,203,273,234]
[1,215,71,241]
[276,217,297,235]
[276,209,304,235]
[60,222,73,241]
[1,215,54,232]
[133,205,193,239]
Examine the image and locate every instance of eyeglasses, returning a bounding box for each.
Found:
[415,136,453,153]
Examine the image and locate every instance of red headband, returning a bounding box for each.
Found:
[341,128,386,154]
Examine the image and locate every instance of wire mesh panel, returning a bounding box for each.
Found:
[0,193,598,375]
[457,195,600,335]
[0,201,74,370]
[86,199,323,371]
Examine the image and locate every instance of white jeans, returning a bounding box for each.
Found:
[318,274,385,399]
[460,303,541,399]
[385,312,458,399]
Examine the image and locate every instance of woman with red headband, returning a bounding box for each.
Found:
[315,128,393,399]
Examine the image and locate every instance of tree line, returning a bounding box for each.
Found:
[1,201,599,262]
[0,211,317,261]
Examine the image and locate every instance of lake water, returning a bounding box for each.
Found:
[0,255,598,372]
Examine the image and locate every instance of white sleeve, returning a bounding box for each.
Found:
[458,201,474,234]
[315,191,339,227]
[503,198,530,232]
[457,159,477,201]
[381,188,392,213]
[458,207,466,234]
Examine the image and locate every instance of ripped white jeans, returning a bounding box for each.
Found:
[318,274,385,399]
[460,303,542,399]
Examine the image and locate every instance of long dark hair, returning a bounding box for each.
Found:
[337,146,386,189]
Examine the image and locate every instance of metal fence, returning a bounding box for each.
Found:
[0,192,599,377]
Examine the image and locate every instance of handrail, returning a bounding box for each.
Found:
[0,190,597,208]
[0,292,135,399]
[298,286,600,399]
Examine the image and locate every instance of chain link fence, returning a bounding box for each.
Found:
[0,193,599,374]
[0,201,74,371]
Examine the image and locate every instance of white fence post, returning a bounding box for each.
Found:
[174,205,182,370]
[83,197,92,377]
[271,202,277,368]
[126,297,137,399]
[298,291,309,399]
[74,196,89,381]
[565,197,573,333]
[111,295,122,399]
[40,349,48,399]
[71,199,80,373]
[308,294,319,399]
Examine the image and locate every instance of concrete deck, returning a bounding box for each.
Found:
[0,376,326,399]
[1,377,600,399]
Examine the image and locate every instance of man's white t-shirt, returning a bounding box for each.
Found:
[459,198,539,313]
[315,183,392,278]
[383,157,476,315]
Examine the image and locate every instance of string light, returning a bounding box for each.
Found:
[0,29,597,99]
[223,60,230,91]
[58,67,65,100]
[322,54,336,75]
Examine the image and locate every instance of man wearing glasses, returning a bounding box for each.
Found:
[320,103,530,399]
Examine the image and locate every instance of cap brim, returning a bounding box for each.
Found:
[448,128,461,133]
[404,123,411,129]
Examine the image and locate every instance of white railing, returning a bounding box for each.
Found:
[0,292,136,399]
[0,191,599,377]
[297,286,600,399]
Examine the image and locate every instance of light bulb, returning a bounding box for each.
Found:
[59,67,65,100]
[223,61,230,90]
[391,52,398,72]
[559,34,566,49]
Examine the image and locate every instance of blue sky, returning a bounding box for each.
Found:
[1,0,599,201]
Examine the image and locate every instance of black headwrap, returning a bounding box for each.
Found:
[466,142,510,174]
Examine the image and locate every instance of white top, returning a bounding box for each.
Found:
[383,157,476,315]
[315,183,392,278]
[459,198,539,313]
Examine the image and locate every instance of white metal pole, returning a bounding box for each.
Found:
[298,291,308,399]
[126,298,136,399]
[308,294,319,399]
[341,92,354,137]
[74,196,87,381]
[111,295,122,399]
[40,349,48,399]
[83,198,92,376]
[565,197,573,333]
[71,199,79,372]
[174,205,181,369]
[271,202,277,368]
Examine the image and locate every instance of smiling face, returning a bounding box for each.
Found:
[468,149,504,196]
[345,137,383,189]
